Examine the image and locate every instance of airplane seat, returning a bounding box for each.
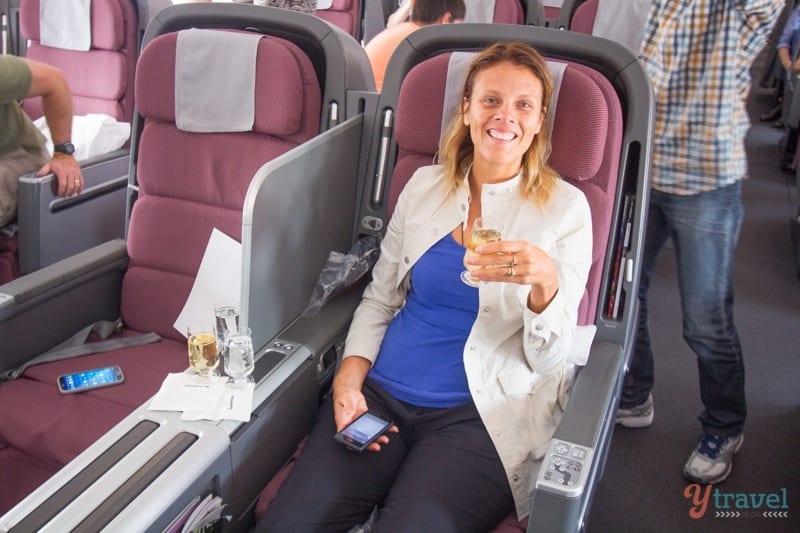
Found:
[0,0,140,286]
[315,0,362,40]
[0,15,324,515]
[253,21,650,532]
[18,0,138,124]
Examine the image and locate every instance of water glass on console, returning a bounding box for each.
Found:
[214,304,240,363]
[224,327,255,387]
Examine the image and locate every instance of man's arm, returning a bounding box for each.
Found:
[22,58,83,196]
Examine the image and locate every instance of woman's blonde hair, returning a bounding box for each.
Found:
[439,41,558,204]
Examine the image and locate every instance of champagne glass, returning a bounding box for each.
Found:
[187,322,220,377]
[461,217,502,287]
[224,327,255,387]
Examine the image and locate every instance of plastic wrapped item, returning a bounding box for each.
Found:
[302,234,381,317]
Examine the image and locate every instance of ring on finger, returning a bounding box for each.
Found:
[507,264,515,277]
[511,254,518,266]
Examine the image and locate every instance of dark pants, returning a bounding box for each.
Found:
[257,379,514,533]
[621,183,746,436]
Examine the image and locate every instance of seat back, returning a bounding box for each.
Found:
[123,31,321,341]
[126,3,372,342]
[315,0,362,40]
[570,0,650,54]
[569,0,597,34]
[18,0,138,124]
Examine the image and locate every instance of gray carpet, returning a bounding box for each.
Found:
[585,62,800,533]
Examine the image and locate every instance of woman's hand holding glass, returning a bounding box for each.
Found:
[461,217,502,286]
[464,239,560,311]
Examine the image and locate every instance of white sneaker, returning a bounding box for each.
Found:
[616,394,653,428]
[683,433,744,484]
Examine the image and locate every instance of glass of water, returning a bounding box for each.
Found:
[214,304,240,361]
[224,327,254,387]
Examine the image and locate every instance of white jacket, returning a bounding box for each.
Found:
[344,165,593,519]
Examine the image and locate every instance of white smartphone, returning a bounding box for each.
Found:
[57,366,125,394]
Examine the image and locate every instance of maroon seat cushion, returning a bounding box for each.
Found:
[18,0,138,123]
[0,445,56,515]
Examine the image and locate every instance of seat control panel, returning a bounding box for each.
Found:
[536,439,594,497]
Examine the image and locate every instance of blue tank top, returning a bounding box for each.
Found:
[369,233,478,408]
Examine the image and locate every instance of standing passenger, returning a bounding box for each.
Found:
[616,0,782,485]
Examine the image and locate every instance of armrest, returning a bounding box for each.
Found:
[527,340,625,533]
[280,281,365,382]
[0,239,128,372]
[17,150,129,274]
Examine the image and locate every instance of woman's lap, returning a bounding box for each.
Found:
[256,379,513,533]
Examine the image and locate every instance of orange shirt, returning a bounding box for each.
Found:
[364,22,422,92]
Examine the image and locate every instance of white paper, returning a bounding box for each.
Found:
[148,373,228,413]
[182,382,254,423]
[174,228,242,338]
[180,494,228,533]
[148,373,253,422]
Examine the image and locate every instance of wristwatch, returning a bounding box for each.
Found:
[53,142,75,156]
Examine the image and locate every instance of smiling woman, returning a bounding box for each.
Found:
[462,62,545,182]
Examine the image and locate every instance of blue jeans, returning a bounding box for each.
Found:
[621,182,746,436]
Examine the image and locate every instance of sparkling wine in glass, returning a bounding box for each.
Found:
[187,322,220,377]
[461,217,501,287]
